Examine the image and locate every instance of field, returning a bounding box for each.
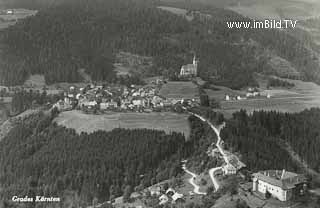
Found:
[54,110,191,138]
[161,0,320,20]
[0,9,37,30]
[211,77,320,118]
[157,6,194,21]
[159,81,199,99]
[227,0,320,20]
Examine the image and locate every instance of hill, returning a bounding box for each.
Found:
[0,0,320,90]
[1,0,320,90]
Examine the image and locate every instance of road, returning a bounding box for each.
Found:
[183,107,229,192]
[209,167,222,192]
[182,163,207,195]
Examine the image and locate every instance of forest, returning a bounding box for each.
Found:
[0,110,200,206]
[221,109,320,175]
[267,77,295,89]
[0,107,320,206]
[1,0,313,90]
[11,89,62,114]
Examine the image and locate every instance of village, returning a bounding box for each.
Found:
[51,80,200,114]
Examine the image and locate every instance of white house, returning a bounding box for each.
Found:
[171,192,184,203]
[252,170,306,201]
[159,194,169,205]
[222,164,237,175]
[149,186,161,196]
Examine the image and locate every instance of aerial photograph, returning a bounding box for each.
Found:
[0,0,320,207]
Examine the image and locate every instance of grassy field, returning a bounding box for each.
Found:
[228,0,320,20]
[0,9,37,30]
[54,110,191,138]
[160,81,199,99]
[213,77,320,118]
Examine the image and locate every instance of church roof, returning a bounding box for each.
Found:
[181,64,196,70]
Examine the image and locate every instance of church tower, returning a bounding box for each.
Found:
[193,55,198,75]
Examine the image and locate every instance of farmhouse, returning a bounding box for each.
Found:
[252,170,307,201]
[180,55,198,77]
[222,164,237,175]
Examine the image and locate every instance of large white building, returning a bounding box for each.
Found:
[180,55,198,77]
[252,170,306,201]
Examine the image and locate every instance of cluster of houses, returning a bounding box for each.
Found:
[225,87,271,101]
[148,186,184,205]
[0,9,14,15]
[53,83,198,113]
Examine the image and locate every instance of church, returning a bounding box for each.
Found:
[180,55,198,77]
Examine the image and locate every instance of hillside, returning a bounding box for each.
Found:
[0,0,319,89]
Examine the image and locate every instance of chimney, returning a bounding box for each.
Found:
[281,169,286,179]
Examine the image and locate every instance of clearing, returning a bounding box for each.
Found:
[54,110,191,138]
[159,81,199,100]
[114,51,153,76]
[0,9,37,30]
[228,0,320,20]
[207,76,320,118]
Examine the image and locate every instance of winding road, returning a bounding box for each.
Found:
[182,163,207,195]
[183,107,229,192]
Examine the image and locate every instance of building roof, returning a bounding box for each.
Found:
[172,192,183,201]
[253,170,306,190]
[181,64,196,70]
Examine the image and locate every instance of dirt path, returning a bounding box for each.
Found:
[209,167,222,192]
[182,163,207,195]
[183,107,230,192]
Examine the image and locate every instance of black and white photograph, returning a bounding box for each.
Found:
[0,0,320,207]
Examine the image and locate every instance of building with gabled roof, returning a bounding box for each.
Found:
[252,170,307,201]
[180,55,198,77]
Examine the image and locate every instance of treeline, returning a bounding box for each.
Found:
[267,77,295,89]
[221,109,320,173]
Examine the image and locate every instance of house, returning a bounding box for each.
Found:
[6,9,14,15]
[165,188,175,196]
[222,164,237,175]
[180,55,198,77]
[159,194,169,205]
[100,103,109,110]
[228,155,246,171]
[149,186,161,196]
[0,86,9,93]
[171,193,184,203]
[79,100,97,108]
[252,170,307,201]
[53,100,72,111]
[132,99,144,107]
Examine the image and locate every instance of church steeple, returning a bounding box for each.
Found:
[193,55,197,66]
[193,54,198,76]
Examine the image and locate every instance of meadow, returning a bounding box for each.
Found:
[212,78,320,118]
[54,110,191,138]
[159,81,199,100]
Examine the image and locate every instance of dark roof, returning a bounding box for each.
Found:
[181,64,196,70]
[253,170,306,190]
